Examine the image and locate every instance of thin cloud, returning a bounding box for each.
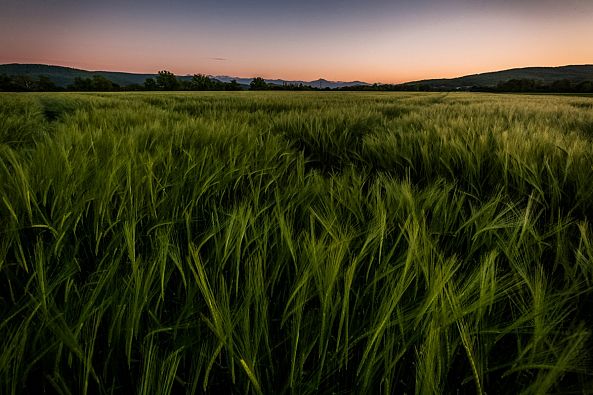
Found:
[209,57,228,61]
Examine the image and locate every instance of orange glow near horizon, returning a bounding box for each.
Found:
[1,1,592,83]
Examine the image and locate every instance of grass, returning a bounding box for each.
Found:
[1,91,593,394]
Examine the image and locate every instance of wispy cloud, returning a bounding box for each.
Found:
[209,57,228,61]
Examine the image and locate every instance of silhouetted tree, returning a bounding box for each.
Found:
[496,79,537,92]
[226,80,241,91]
[11,75,36,91]
[177,80,188,90]
[37,75,58,91]
[550,79,571,93]
[125,83,144,91]
[250,77,268,90]
[144,78,157,90]
[156,70,180,90]
[69,77,93,91]
[0,74,14,91]
[92,75,115,91]
[190,74,214,90]
[576,81,593,93]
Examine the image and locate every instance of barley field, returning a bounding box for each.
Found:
[1,91,593,394]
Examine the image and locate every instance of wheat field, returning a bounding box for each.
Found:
[1,91,593,394]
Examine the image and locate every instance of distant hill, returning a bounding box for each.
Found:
[0,64,173,87]
[0,64,370,89]
[403,65,593,89]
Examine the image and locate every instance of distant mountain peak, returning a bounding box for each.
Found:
[213,75,370,89]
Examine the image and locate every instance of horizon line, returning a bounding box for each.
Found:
[2,61,593,85]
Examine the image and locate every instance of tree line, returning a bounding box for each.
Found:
[0,74,62,92]
[0,71,243,92]
[483,79,593,93]
[336,79,593,93]
[2,71,592,93]
[0,70,323,92]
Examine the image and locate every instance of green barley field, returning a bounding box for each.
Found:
[1,91,593,394]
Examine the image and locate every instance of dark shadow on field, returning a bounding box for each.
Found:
[273,113,385,174]
[570,102,593,110]
[377,105,413,119]
[141,95,318,118]
[38,97,85,122]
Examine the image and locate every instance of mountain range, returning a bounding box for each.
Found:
[210,75,369,89]
[1,63,592,89]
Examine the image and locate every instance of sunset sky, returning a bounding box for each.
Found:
[1,0,592,83]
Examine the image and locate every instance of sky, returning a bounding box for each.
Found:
[1,0,592,83]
